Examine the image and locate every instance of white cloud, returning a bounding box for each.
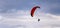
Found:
[0,15,2,19]
[0,10,60,28]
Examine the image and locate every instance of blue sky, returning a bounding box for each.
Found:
[0,0,60,15]
[0,0,60,28]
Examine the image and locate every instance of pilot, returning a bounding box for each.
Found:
[38,19,40,22]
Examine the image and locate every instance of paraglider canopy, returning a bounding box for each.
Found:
[31,6,40,17]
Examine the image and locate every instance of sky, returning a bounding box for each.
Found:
[0,0,60,28]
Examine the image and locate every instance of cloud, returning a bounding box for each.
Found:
[0,16,2,19]
[0,10,60,28]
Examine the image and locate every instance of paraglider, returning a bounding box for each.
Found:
[30,6,40,22]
